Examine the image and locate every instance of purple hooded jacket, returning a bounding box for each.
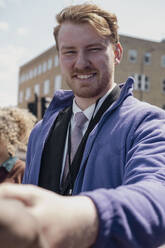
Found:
[23,77,165,247]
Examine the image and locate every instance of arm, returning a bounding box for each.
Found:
[23,120,42,184]
[0,184,99,248]
[83,108,165,247]
[2,108,165,247]
[0,197,47,248]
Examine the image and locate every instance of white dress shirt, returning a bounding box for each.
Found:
[60,84,116,182]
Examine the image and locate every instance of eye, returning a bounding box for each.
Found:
[88,47,102,52]
[64,50,76,55]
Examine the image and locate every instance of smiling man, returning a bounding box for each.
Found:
[19,3,165,248]
[57,21,122,109]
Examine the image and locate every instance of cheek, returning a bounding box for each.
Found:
[93,53,110,68]
[98,59,111,74]
[60,58,73,73]
[103,55,114,72]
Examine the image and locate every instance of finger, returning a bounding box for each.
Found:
[0,183,39,206]
[0,183,56,206]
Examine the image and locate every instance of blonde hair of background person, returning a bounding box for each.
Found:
[0,107,36,183]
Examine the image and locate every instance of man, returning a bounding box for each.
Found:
[24,3,123,194]
[6,3,165,247]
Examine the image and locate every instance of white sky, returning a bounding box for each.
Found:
[0,0,165,107]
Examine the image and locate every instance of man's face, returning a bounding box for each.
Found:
[58,22,119,103]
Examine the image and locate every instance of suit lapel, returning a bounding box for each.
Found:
[38,106,72,193]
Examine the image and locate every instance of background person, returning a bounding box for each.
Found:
[0,107,36,183]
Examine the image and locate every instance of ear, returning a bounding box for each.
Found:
[114,42,123,65]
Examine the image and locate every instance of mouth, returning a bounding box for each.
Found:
[73,73,97,80]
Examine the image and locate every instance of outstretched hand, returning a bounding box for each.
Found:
[0,196,48,248]
[0,183,99,248]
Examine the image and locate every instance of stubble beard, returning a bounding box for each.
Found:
[65,70,112,99]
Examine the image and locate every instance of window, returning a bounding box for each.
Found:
[19,76,21,85]
[25,87,31,100]
[54,75,62,91]
[128,49,137,63]
[48,58,52,70]
[162,80,165,93]
[25,73,29,81]
[137,74,142,89]
[54,55,59,67]
[133,74,140,90]
[161,55,165,67]
[19,91,23,103]
[133,73,150,92]
[29,69,33,79]
[38,64,42,75]
[144,76,149,91]
[34,84,40,96]
[43,62,47,73]
[33,67,38,77]
[43,80,50,95]
[20,74,25,83]
[144,52,151,64]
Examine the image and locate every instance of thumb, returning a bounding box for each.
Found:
[0,183,39,206]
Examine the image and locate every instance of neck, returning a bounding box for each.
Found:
[74,97,98,111]
[74,85,114,111]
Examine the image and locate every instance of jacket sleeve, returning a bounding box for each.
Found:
[22,121,42,184]
[83,107,165,248]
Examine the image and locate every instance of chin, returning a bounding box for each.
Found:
[75,90,101,99]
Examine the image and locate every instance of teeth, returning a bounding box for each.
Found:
[77,74,94,79]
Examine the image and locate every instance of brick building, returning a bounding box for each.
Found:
[18,35,165,119]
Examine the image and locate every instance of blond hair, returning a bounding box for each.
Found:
[54,3,119,51]
[0,107,36,156]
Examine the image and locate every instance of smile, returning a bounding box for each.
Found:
[75,73,96,79]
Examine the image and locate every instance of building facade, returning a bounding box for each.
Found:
[18,35,165,119]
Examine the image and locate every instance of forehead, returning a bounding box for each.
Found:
[58,22,108,49]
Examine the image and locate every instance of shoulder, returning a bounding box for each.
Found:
[10,160,25,174]
[4,159,25,184]
[120,94,165,120]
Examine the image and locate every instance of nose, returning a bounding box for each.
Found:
[74,51,90,70]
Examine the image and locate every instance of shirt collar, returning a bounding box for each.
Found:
[1,156,18,172]
[72,100,95,122]
[72,83,116,121]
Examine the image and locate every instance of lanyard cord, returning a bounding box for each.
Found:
[60,85,121,195]
[67,123,72,190]
[66,98,100,191]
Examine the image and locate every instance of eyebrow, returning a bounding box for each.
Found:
[60,42,106,50]
[86,43,106,48]
[60,46,76,51]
